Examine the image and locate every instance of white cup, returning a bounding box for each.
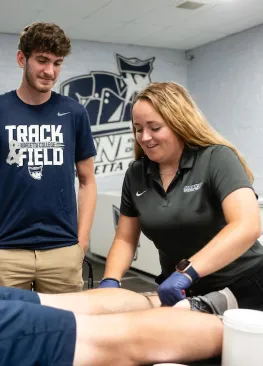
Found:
[153,364,188,366]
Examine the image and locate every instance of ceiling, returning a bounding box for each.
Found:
[0,0,263,50]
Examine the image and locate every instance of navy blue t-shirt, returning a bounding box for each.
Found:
[0,91,96,249]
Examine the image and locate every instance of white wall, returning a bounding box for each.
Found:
[187,24,263,197]
[259,200,263,245]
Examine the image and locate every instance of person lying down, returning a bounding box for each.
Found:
[0,285,237,366]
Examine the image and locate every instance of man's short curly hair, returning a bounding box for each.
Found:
[18,22,71,58]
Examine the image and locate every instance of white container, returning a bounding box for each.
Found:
[222,309,263,366]
[153,364,188,366]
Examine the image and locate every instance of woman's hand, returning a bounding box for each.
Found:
[157,272,192,306]
[98,278,121,288]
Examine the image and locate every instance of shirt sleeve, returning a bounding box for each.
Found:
[75,108,96,162]
[120,168,138,217]
[209,145,254,202]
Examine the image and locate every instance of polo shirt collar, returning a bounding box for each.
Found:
[146,145,198,175]
[180,145,198,169]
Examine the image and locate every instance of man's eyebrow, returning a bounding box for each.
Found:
[35,55,64,62]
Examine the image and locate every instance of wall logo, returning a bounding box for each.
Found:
[60,54,155,176]
[112,204,140,261]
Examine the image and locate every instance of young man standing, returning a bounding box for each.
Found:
[0,22,97,293]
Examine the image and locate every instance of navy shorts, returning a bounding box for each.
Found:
[0,300,76,366]
[0,286,40,304]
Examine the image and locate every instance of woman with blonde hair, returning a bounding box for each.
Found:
[100,81,263,310]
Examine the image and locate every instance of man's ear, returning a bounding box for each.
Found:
[17,50,26,68]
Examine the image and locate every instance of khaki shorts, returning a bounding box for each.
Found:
[0,244,85,293]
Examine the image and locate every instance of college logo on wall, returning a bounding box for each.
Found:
[112,204,139,261]
[60,54,155,175]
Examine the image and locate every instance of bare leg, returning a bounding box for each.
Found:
[73,307,223,366]
[39,287,236,316]
[39,289,191,314]
[39,288,162,314]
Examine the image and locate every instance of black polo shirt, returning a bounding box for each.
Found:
[120,145,263,293]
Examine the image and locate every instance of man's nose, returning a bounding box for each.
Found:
[43,64,54,77]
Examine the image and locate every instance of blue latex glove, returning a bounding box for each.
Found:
[98,278,121,288]
[157,272,192,306]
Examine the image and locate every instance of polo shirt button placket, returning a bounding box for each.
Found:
[163,194,169,208]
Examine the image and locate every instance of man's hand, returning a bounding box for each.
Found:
[78,241,89,254]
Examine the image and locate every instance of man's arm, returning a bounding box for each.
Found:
[76,157,97,252]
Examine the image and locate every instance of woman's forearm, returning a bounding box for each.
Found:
[103,239,138,280]
[190,221,261,278]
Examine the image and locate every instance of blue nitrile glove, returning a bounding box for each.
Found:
[157,272,192,306]
[98,278,121,288]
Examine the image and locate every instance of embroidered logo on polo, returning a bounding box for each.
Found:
[183,182,203,192]
[5,125,64,180]
[136,190,147,197]
[60,54,155,176]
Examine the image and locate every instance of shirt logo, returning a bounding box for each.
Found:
[57,112,71,116]
[183,182,203,193]
[5,124,65,180]
[136,190,147,197]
